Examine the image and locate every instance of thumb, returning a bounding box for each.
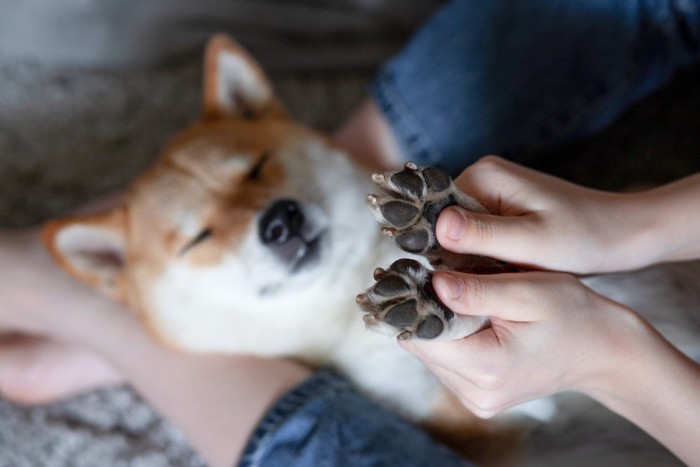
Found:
[431,271,551,322]
[436,206,535,264]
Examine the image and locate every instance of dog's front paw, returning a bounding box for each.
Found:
[356,258,488,341]
[366,162,487,261]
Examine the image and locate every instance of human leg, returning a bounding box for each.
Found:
[238,369,470,467]
[0,226,312,466]
[370,0,700,175]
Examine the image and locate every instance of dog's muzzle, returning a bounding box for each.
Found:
[258,199,324,271]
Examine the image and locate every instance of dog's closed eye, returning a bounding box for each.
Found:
[247,152,270,180]
[179,228,212,256]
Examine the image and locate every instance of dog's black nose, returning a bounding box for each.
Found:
[259,200,305,245]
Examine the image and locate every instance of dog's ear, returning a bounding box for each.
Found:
[42,208,127,302]
[203,34,285,120]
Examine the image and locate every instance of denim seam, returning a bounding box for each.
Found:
[372,69,445,166]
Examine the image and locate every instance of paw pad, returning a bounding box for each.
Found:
[366,162,485,257]
[356,259,487,341]
[359,163,507,341]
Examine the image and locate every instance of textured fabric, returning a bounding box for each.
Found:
[0,0,443,69]
[238,369,469,467]
[373,0,700,176]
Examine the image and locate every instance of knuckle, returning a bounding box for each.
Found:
[473,408,498,419]
[458,155,506,187]
[475,155,506,170]
[471,394,502,415]
[551,272,590,302]
[456,393,501,419]
[473,371,504,390]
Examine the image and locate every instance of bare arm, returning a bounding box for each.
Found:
[589,329,700,466]
[631,173,700,265]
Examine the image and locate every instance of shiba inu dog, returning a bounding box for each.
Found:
[42,34,700,462]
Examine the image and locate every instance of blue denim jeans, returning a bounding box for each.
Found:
[237,370,469,467]
[237,1,700,465]
[374,0,700,176]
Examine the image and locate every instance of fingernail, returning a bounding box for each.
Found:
[440,208,465,241]
[435,273,463,300]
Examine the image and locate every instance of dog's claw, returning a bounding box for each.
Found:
[373,267,388,280]
[360,164,501,341]
[371,173,386,183]
[358,258,475,340]
[364,163,475,257]
[397,330,412,340]
[363,314,378,324]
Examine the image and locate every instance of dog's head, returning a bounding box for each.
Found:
[42,35,376,355]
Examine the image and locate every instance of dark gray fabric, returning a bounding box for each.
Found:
[0,0,442,69]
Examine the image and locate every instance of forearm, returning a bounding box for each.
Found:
[611,172,700,270]
[77,309,311,467]
[585,320,700,465]
[635,173,700,265]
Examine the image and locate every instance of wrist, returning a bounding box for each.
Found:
[576,307,672,409]
[616,175,700,267]
[595,191,665,272]
[569,299,658,400]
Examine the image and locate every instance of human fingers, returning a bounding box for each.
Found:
[427,364,519,418]
[436,206,544,267]
[444,155,627,273]
[401,328,503,379]
[401,340,520,418]
[452,156,552,214]
[437,157,561,266]
[430,270,585,322]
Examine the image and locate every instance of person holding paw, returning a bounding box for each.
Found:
[1,0,699,465]
[400,156,700,465]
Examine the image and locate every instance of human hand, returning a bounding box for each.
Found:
[400,270,653,418]
[435,156,653,274]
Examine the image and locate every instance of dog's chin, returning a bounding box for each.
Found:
[265,230,325,274]
[257,234,325,296]
[290,234,324,273]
